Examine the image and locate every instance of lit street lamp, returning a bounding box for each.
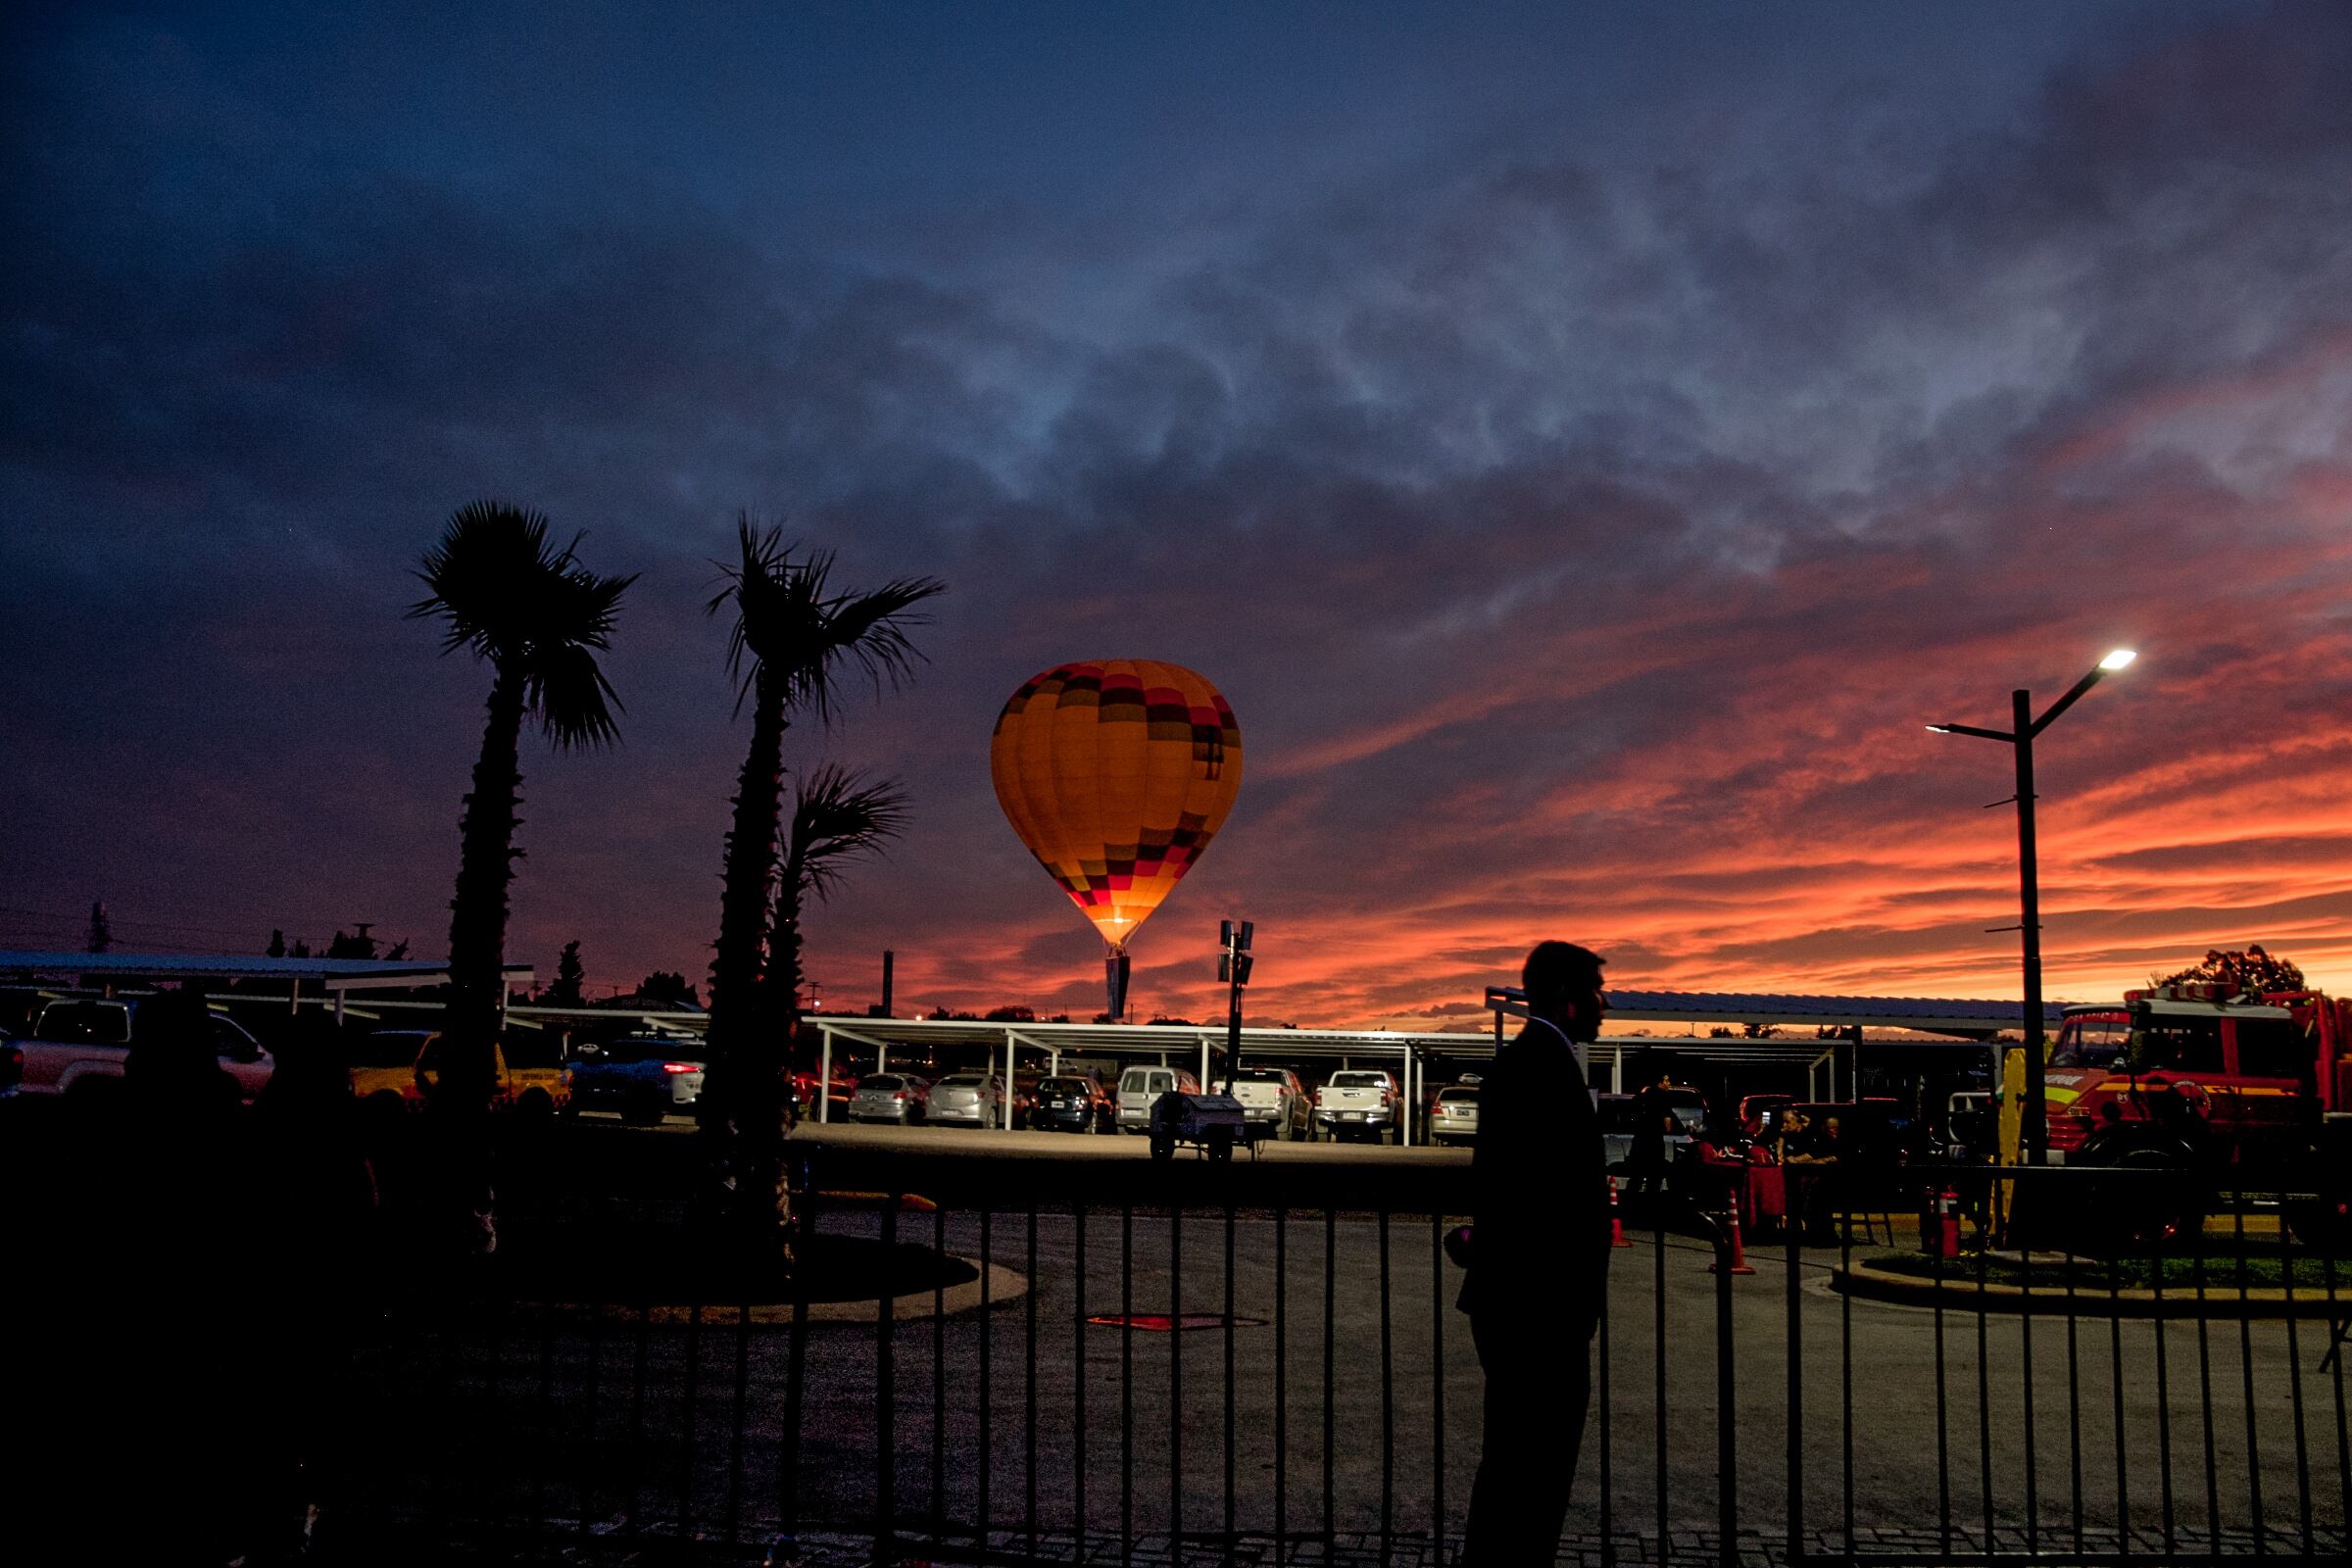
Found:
[1929,648,2136,1166]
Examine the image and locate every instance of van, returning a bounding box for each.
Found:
[1115,1064,1200,1133]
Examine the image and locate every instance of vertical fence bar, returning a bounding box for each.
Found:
[1075,1198,1088,1547]
[2108,1254,2131,1560]
[1976,1221,1993,1552]
[1716,1217,1739,1568]
[1026,1197,1039,1559]
[876,1197,898,1561]
[2153,1228,2178,1560]
[1225,1200,1238,1564]
[2233,1191,2265,1551]
[1841,1202,1855,1553]
[777,1184,812,1549]
[2021,1236,2037,1555]
[1599,1207,1614,1568]
[1781,1187,1803,1568]
[1935,1202,1952,1559]
[1654,1206,1667,1563]
[1381,1203,1396,1562]
[2329,1247,2351,1533]
[981,1203,994,1550]
[2065,1239,2083,1557]
[1432,1208,1446,1561]
[933,1200,947,1548]
[580,1275,606,1540]
[1325,1206,1337,1543]
[726,1297,750,1544]
[1172,1202,1185,1556]
[2193,1234,2220,1552]
[2281,1209,2311,1556]
[679,1299,703,1538]
[1276,1203,1289,1566]
[1122,1201,1135,1568]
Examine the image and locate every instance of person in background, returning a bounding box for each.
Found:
[1457,941,1613,1566]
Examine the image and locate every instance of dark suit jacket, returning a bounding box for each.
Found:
[1457,1019,1611,1325]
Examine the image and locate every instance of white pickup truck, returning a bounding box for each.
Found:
[8,998,273,1102]
[1313,1069,1398,1143]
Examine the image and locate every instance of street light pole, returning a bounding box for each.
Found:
[1930,650,2135,1166]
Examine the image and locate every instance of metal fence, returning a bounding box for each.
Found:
[349,1153,2352,1566]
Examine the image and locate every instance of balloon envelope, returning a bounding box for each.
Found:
[990,660,1243,950]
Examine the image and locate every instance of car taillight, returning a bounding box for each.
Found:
[893,1092,906,1102]
[662,1061,697,1074]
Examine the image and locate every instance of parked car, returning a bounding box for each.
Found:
[1225,1065,1311,1140]
[1030,1072,1115,1132]
[928,1071,1005,1128]
[565,1036,705,1125]
[847,1072,930,1124]
[1429,1084,1481,1146]
[7,997,272,1102]
[1597,1092,1695,1181]
[1312,1069,1399,1143]
[362,1028,569,1115]
[1115,1064,1201,1133]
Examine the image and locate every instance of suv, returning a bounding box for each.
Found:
[1313,1069,1399,1143]
[1225,1066,1311,1141]
[1031,1073,1115,1133]
[1116,1065,1201,1133]
[357,1028,570,1115]
[11,998,272,1102]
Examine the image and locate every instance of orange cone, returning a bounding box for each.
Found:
[1610,1180,1632,1248]
[1709,1203,1756,1275]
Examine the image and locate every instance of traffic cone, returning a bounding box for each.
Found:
[1610,1180,1632,1248]
[1709,1203,1756,1275]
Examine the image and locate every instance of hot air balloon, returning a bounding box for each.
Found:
[990,661,1243,1019]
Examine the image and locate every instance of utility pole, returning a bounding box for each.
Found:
[1218,918,1254,1095]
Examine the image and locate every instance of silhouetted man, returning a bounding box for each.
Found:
[1459,941,1612,1566]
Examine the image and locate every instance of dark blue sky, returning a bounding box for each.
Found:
[7,2,2349,1022]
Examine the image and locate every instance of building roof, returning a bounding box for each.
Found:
[0,950,533,991]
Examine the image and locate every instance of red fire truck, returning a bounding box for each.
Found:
[2041,982,2351,1241]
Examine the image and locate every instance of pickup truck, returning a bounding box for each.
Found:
[8,997,273,1102]
[565,1036,706,1125]
[352,1028,569,1115]
[1313,1069,1398,1143]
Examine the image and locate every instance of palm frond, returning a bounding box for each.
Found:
[788,763,910,903]
[414,500,635,747]
[707,512,945,727]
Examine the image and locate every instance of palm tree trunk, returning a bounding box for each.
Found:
[434,666,524,1255]
[445,667,524,1095]
[704,671,793,1261]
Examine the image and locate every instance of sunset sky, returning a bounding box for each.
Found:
[6,3,2349,1028]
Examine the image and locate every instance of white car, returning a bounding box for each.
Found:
[9,998,272,1102]
[928,1072,1005,1128]
[1429,1084,1481,1146]
[1313,1069,1398,1143]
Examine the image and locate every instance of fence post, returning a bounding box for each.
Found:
[1706,1211,1740,1568]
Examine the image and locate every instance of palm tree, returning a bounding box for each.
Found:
[703,517,942,1252]
[767,764,910,1042]
[412,502,633,1120]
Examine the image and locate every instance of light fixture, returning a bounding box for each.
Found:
[2099,648,2136,671]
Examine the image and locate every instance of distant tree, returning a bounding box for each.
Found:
[1047,1014,1072,1024]
[1707,1026,1736,1039]
[637,970,699,1008]
[325,927,379,960]
[983,1004,1037,1023]
[1092,1012,1119,1025]
[546,939,586,1005]
[267,928,287,958]
[384,939,410,960]
[1742,1021,1782,1039]
[701,516,942,1260]
[413,501,631,1122]
[2157,945,2306,995]
[1146,1014,1199,1027]
[85,902,112,955]
[291,938,312,958]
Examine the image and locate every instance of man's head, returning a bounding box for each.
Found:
[1522,941,1606,1041]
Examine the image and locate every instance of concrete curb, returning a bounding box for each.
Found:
[512,1255,1027,1327]
[1835,1254,2352,1318]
